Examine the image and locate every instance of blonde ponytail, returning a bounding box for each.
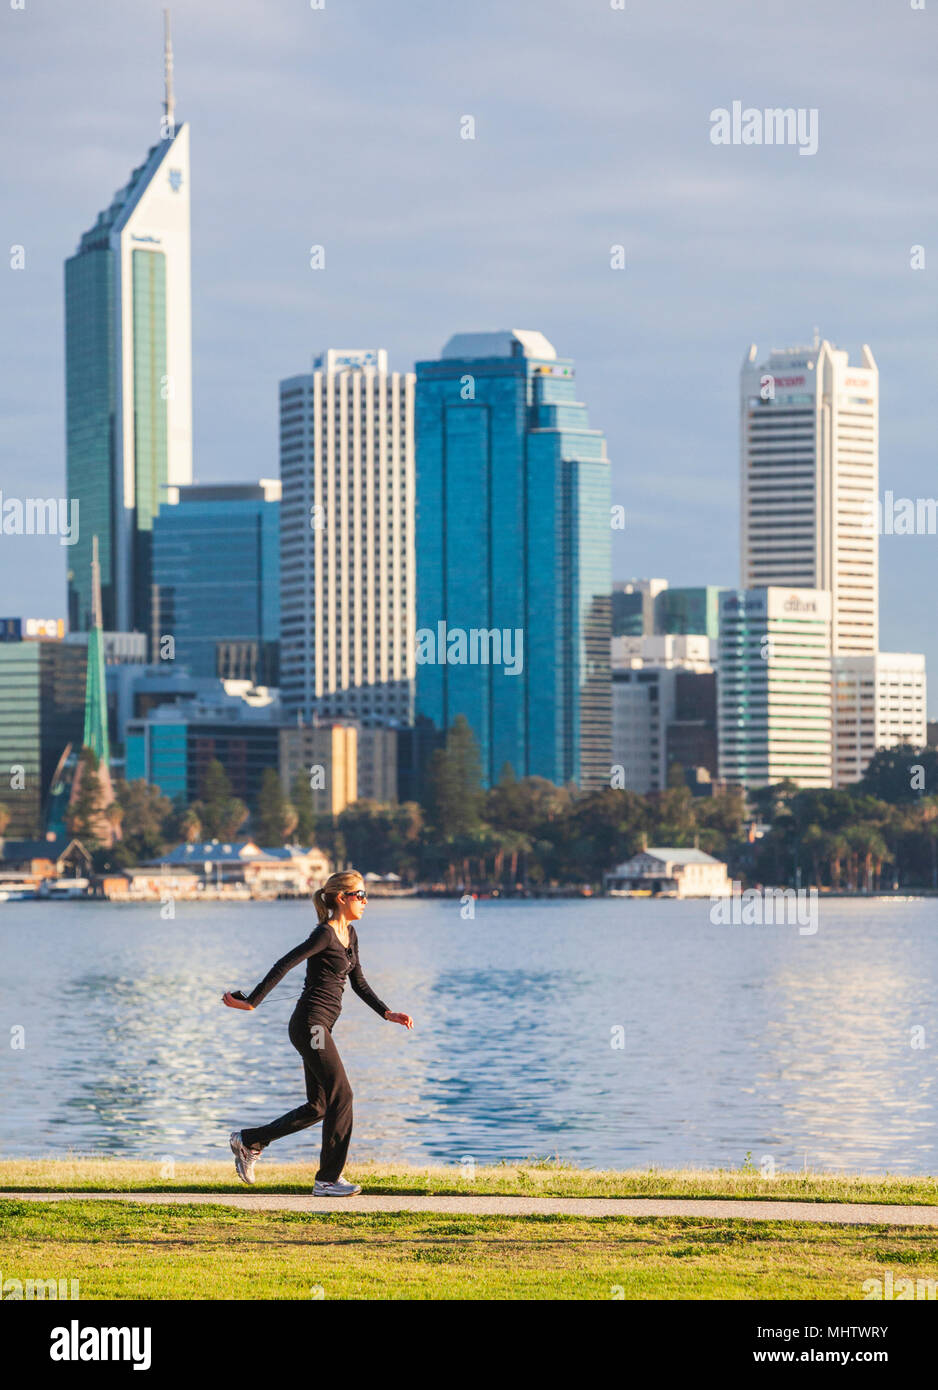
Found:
[313,870,364,925]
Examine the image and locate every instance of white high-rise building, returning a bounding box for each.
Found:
[833,653,927,787]
[740,339,878,657]
[279,349,416,723]
[65,14,192,638]
[718,588,833,790]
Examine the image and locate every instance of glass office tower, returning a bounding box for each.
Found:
[415,330,611,790]
[65,35,192,641]
[151,482,281,683]
[654,586,725,639]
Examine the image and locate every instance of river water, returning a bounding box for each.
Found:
[1,896,935,1173]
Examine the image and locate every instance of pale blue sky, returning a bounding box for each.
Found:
[2,0,936,709]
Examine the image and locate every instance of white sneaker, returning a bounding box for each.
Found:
[313,1176,362,1196]
[230,1131,262,1185]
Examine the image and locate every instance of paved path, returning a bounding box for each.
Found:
[1,1191,936,1225]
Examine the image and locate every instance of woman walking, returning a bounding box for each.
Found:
[222,870,413,1196]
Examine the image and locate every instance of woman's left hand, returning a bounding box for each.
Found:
[385,1011,414,1029]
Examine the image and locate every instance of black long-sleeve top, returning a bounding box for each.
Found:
[245,923,389,1029]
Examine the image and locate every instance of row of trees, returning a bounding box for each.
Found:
[61,759,319,870]
[7,718,937,889]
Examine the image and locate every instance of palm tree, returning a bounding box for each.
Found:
[801,823,826,888]
[847,824,887,894]
[826,832,849,891]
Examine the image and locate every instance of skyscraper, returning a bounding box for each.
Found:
[740,339,878,656]
[278,349,416,724]
[415,331,611,790]
[152,481,281,683]
[718,587,833,790]
[65,12,192,641]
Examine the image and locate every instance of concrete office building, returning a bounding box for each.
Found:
[740,339,877,656]
[833,652,927,787]
[65,16,192,638]
[277,724,358,817]
[611,635,714,793]
[279,349,415,726]
[278,721,398,814]
[718,587,832,790]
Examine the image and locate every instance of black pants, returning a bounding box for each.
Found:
[241,1009,353,1183]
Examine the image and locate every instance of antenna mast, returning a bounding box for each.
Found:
[163,9,175,137]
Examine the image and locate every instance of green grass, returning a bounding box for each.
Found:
[0,1157,935,1204]
[1,1199,936,1299]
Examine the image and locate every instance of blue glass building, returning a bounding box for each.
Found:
[151,482,281,683]
[415,331,611,790]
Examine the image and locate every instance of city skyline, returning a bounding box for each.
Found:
[2,0,935,710]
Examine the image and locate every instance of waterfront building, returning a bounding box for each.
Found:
[605,846,731,898]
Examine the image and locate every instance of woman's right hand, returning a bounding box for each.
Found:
[222,991,254,1011]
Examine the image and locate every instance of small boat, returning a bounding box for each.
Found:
[0,886,37,902]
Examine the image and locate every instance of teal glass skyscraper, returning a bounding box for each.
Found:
[415,331,611,790]
[65,14,192,641]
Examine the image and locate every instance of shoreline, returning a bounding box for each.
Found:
[3,887,937,904]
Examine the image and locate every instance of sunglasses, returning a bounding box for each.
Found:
[342,890,368,902]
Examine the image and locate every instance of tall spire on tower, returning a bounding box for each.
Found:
[162,9,175,137]
[83,535,110,766]
[90,534,103,631]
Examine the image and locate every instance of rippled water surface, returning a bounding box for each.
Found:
[1,896,935,1172]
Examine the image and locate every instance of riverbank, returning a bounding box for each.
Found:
[5,884,938,903]
[2,1162,937,1300]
